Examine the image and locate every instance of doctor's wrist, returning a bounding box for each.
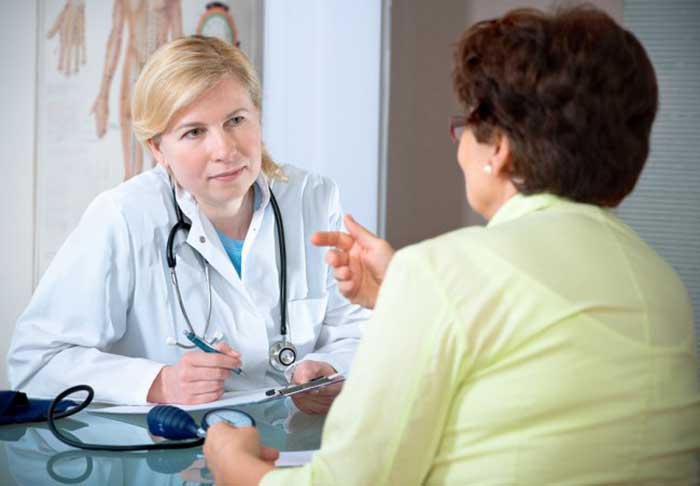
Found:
[147,365,171,403]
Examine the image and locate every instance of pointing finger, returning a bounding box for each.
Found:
[311,231,355,251]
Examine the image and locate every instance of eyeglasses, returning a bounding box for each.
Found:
[449,115,467,143]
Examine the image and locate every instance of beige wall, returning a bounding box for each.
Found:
[385,0,468,249]
[385,0,624,249]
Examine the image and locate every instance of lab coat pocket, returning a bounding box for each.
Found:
[286,296,328,351]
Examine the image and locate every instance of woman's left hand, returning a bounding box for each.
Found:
[204,423,278,485]
[290,360,343,415]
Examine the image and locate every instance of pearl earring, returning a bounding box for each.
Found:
[483,164,493,174]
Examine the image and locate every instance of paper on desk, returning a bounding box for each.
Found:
[275,450,316,467]
[90,388,270,414]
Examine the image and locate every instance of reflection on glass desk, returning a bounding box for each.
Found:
[0,398,324,486]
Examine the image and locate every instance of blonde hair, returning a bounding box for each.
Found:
[132,35,284,180]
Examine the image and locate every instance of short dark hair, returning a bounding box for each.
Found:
[453,5,658,207]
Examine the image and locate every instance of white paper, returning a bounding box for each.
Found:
[275,450,316,467]
[89,388,271,415]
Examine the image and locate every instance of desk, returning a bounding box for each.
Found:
[0,399,323,485]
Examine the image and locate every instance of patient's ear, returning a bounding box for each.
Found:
[489,131,514,179]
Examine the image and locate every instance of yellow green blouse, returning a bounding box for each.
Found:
[262,193,700,485]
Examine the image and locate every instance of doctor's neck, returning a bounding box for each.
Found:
[200,187,254,240]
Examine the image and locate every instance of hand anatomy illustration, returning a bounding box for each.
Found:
[46,1,247,181]
[47,0,87,77]
[92,0,183,180]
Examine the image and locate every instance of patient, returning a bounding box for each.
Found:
[204,5,700,484]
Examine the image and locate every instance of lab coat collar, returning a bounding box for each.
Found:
[487,193,565,227]
[168,169,273,222]
[255,172,272,210]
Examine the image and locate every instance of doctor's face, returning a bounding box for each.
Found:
[148,75,263,209]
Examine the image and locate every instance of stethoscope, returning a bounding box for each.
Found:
[165,181,297,372]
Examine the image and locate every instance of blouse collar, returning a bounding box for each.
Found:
[487,193,566,228]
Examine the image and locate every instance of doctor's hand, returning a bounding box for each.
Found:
[290,360,343,415]
[147,342,241,404]
[312,214,395,309]
[204,423,278,486]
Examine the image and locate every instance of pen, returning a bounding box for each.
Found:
[183,330,245,376]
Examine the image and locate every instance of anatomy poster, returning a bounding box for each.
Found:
[35,0,262,282]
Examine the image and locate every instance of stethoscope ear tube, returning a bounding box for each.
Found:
[165,179,192,269]
[166,220,190,268]
[167,182,192,268]
[269,190,288,338]
[268,190,297,370]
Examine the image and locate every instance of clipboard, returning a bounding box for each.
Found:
[264,373,346,399]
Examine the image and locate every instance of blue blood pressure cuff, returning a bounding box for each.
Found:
[0,391,75,425]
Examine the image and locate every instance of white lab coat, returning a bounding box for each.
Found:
[7,165,370,404]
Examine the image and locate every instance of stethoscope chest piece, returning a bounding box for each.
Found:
[269,339,297,372]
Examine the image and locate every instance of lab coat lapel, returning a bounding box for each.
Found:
[240,181,275,308]
[174,187,256,309]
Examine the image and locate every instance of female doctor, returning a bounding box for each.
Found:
[7,36,369,412]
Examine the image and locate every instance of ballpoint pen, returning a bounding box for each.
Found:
[183,330,245,376]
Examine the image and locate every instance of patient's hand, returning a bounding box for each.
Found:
[204,423,278,485]
[312,214,394,309]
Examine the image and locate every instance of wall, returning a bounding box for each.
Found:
[384,0,468,248]
[0,2,37,389]
[262,0,382,232]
